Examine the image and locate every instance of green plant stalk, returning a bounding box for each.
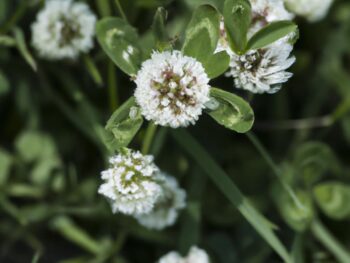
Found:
[172,130,292,263]
[291,234,304,263]
[0,1,28,34]
[96,0,112,17]
[38,70,105,154]
[108,61,119,112]
[141,122,157,155]
[115,0,128,22]
[246,132,305,211]
[311,219,350,263]
[83,54,103,86]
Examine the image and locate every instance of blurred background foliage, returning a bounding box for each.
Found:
[1,0,350,262]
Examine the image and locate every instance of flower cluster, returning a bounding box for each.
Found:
[284,0,334,22]
[135,173,186,230]
[158,246,210,263]
[218,0,296,94]
[225,43,296,94]
[98,150,163,215]
[134,51,210,128]
[31,0,96,60]
[249,0,294,36]
[99,150,186,229]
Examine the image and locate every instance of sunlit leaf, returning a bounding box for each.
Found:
[96,17,142,75]
[223,0,251,54]
[203,51,230,78]
[206,87,254,133]
[182,5,220,65]
[104,97,143,152]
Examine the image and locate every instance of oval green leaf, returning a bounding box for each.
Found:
[207,87,254,133]
[223,0,251,54]
[272,184,314,232]
[103,97,143,152]
[182,5,220,65]
[313,182,350,220]
[96,17,142,76]
[204,51,230,78]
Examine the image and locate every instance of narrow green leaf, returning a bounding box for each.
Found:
[246,21,298,51]
[292,234,304,263]
[0,35,16,46]
[50,216,101,255]
[96,17,142,75]
[13,27,37,71]
[206,87,254,133]
[182,5,220,65]
[83,54,104,86]
[172,130,292,263]
[204,51,230,78]
[223,0,251,54]
[313,182,350,220]
[311,219,350,263]
[179,168,206,254]
[104,97,143,152]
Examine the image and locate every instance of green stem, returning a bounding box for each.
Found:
[83,54,103,87]
[108,61,118,112]
[114,0,128,22]
[246,132,305,211]
[311,219,350,263]
[141,122,157,155]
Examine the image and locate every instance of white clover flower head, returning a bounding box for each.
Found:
[135,173,186,230]
[250,0,294,35]
[158,246,210,263]
[284,0,333,22]
[98,150,164,216]
[226,42,295,94]
[134,50,210,128]
[31,0,96,60]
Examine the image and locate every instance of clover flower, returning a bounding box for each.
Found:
[158,246,210,263]
[98,150,164,216]
[31,0,96,60]
[284,0,334,22]
[134,51,210,128]
[250,0,294,36]
[226,42,295,94]
[135,174,186,230]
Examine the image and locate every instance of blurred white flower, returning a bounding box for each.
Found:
[98,150,164,216]
[158,246,210,263]
[284,0,334,22]
[250,0,294,36]
[226,42,295,94]
[134,51,210,128]
[216,0,293,54]
[31,0,96,60]
[135,173,186,230]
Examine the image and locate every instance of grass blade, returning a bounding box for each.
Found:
[172,129,292,263]
[311,219,350,263]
